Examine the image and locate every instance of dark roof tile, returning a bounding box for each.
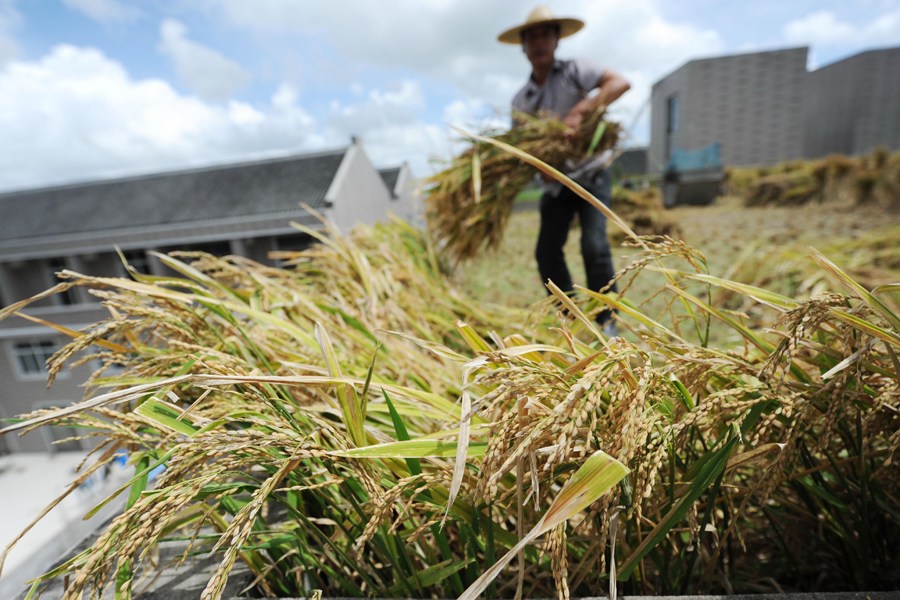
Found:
[379,167,401,196]
[0,149,347,242]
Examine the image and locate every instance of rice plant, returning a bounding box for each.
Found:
[0,144,898,599]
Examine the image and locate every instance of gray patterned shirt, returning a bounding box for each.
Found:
[511,58,609,189]
[512,58,605,120]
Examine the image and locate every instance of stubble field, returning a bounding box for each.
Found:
[456,193,897,327]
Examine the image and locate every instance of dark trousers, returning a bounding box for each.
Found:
[535,171,615,323]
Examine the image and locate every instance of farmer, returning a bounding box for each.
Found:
[498,5,630,331]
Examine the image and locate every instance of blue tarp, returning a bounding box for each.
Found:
[668,143,721,171]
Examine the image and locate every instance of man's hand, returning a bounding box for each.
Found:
[562,109,584,141]
[562,69,631,143]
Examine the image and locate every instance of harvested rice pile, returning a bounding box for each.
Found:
[426,109,621,264]
[726,147,900,209]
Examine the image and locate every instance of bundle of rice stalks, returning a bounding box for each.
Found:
[426,109,621,265]
[735,148,900,209]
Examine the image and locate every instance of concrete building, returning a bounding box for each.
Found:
[804,47,900,158]
[649,45,900,171]
[650,47,808,169]
[0,141,418,453]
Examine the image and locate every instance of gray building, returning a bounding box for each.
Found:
[805,46,900,157]
[0,141,418,453]
[649,45,900,171]
[650,47,808,170]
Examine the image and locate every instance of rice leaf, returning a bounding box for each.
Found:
[134,398,199,436]
[315,323,366,446]
[330,438,488,459]
[811,248,900,332]
[458,450,628,600]
[619,434,739,578]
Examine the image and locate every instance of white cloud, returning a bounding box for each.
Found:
[869,7,900,40]
[0,42,453,192]
[0,45,322,191]
[199,0,533,107]
[0,0,20,67]
[323,80,450,175]
[61,0,139,24]
[327,80,424,138]
[784,8,900,48]
[197,0,723,143]
[442,98,498,130]
[158,18,250,102]
[784,11,857,46]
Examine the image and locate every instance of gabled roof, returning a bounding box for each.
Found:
[379,167,401,197]
[0,148,348,242]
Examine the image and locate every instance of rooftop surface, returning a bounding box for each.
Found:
[0,149,348,242]
[0,451,130,599]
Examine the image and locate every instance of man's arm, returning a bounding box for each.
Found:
[563,68,631,132]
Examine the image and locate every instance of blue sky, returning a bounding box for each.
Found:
[0,0,898,192]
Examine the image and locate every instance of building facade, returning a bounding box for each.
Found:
[804,47,900,158]
[649,46,900,171]
[650,47,808,169]
[0,141,418,453]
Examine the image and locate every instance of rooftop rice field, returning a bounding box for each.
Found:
[1,149,898,599]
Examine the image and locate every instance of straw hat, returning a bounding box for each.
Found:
[497,5,585,44]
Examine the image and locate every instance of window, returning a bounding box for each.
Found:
[122,249,151,276]
[273,233,313,253]
[666,95,680,134]
[666,94,680,160]
[46,257,77,305]
[11,339,57,378]
[270,234,314,266]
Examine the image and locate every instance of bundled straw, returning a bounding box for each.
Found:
[426,108,621,264]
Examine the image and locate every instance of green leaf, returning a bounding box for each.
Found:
[665,284,811,383]
[671,270,800,310]
[829,309,900,347]
[383,389,422,476]
[126,454,150,510]
[388,558,471,596]
[458,450,628,600]
[670,376,695,410]
[811,248,900,333]
[134,398,199,436]
[115,558,133,600]
[542,451,630,530]
[586,120,608,156]
[619,435,739,578]
[316,323,366,446]
[330,438,488,459]
[456,320,492,353]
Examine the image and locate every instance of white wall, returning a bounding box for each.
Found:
[327,143,393,232]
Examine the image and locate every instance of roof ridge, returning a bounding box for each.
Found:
[0,146,350,198]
